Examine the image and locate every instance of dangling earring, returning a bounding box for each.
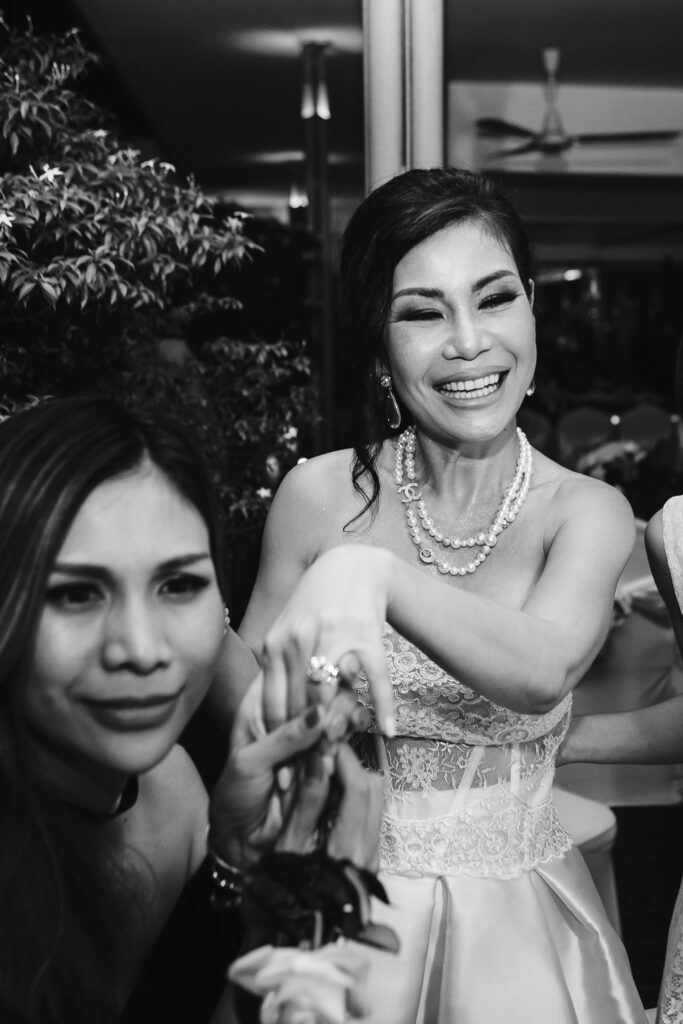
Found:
[379,374,402,431]
[526,379,536,397]
[223,607,231,637]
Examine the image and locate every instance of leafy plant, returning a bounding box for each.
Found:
[0,14,317,601]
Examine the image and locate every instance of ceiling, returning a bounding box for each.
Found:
[14,0,683,188]
[9,0,683,258]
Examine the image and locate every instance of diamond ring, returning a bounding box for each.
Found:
[306,655,341,687]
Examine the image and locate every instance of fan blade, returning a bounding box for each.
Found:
[487,140,541,159]
[575,129,681,144]
[476,117,536,139]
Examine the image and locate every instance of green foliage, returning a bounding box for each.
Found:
[0,15,317,542]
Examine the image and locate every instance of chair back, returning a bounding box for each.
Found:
[619,403,672,451]
[556,406,611,467]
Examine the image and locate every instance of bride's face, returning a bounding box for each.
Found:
[25,465,224,786]
[384,219,536,447]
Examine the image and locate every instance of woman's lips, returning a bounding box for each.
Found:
[82,691,183,730]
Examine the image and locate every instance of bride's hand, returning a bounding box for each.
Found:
[260,545,397,738]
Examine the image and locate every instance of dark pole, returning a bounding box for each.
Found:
[302,42,334,453]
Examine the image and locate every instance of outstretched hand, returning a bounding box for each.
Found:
[260,544,397,738]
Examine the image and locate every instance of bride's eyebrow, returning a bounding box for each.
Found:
[473,270,517,292]
[392,287,444,301]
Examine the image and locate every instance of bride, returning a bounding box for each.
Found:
[224,167,647,1023]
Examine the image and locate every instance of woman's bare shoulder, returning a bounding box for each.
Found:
[280,447,355,493]
[534,449,633,514]
[532,450,635,556]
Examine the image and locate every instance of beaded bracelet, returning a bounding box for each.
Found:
[208,846,244,910]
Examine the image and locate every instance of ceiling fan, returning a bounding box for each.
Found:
[476,48,681,158]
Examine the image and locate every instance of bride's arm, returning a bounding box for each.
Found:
[261,477,635,727]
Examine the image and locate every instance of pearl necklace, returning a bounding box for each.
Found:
[394,426,533,576]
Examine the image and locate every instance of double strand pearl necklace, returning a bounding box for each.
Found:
[394,426,533,576]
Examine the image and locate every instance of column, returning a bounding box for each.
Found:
[362,0,404,192]
[407,0,444,169]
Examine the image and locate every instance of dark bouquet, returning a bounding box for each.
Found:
[243,849,399,953]
[229,851,399,1023]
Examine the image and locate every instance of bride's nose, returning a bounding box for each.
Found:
[442,311,492,361]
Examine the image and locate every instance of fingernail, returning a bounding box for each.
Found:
[382,714,396,739]
[305,705,322,728]
[321,754,335,777]
[277,766,293,791]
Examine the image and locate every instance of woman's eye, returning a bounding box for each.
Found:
[45,583,104,610]
[400,308,442,322]
[479,290,519,310]
[160,574,210,599]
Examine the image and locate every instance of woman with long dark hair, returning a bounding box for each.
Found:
[230,168,648,1022]
[0,395,380,1024]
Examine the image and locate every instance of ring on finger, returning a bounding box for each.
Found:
[306,655,341,687]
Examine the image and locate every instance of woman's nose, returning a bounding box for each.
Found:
[443,313,492,360]
[102,600,172,673]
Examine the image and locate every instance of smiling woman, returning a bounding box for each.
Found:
[26,464,224,799]
[0,395,386,1024]
[225,168,649,1023]
[0,396,236,1023]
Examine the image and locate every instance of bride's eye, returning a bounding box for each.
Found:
[479,290,519,310]
[399,308,442,322]
[45,582,104,611]
[160,574,210,600]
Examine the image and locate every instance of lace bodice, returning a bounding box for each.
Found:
[355,625,573,879]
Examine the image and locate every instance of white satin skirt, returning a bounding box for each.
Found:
[359,848,647,1024]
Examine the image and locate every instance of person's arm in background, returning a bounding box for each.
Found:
[560,508,683,767]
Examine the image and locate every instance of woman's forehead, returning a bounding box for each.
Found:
[55,466,208,566]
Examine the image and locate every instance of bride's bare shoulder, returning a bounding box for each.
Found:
[267,448,363,526]
[277,447,356,498]
[533,448,634,526]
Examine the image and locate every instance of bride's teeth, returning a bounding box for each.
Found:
[441,372,501,395]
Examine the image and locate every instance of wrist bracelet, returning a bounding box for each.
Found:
[208,845,244,909]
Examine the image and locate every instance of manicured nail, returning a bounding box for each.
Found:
[382,714,396,739]
[277,766,293,791]
[321,754,335,777]
[305,705,322,728]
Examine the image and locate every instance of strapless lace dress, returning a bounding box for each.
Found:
[656,496,683,1023]
[352,624,647,1024]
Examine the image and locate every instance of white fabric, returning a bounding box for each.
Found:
[352,625,646,1022]
[655,497,683,1023]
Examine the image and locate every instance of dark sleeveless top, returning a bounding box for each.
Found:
[121,858,244,1024]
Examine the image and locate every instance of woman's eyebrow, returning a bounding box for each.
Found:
[472,269,517,292]
[392,286,444,301]
[392,270,517,303]
[51,553,212,578]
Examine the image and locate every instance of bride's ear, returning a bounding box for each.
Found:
[528,280,535,309]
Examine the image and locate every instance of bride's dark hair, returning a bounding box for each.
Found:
[339,166,535,524]
[0,395,227,1023]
